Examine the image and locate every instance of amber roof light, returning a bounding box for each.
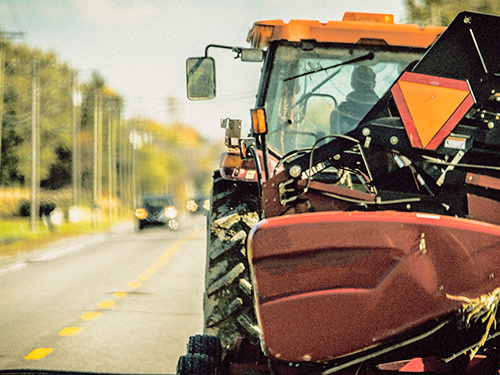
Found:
[247,13,445,49]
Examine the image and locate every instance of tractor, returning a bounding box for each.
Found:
[179,11,500,375]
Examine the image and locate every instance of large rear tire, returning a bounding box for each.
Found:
[187,334,222,365]
[204,170,260,350]
[176,353,215,375]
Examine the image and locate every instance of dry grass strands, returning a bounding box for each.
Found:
[446,287,500,359]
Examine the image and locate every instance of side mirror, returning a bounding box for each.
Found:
[186,57,216,100]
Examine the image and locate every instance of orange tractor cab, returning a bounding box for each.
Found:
[247,13,443,48]
[181,11,500,375]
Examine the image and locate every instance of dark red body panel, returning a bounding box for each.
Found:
[247,211,500,362]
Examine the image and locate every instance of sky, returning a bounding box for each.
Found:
[0,0,410,141]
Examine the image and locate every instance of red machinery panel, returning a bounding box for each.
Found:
[248,211,500,362]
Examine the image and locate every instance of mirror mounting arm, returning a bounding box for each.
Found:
[204,44,263,62]
[204,44,240,58]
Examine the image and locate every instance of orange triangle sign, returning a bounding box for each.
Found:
[391,72,474,150]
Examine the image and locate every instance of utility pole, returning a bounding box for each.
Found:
[126,119,132,212]
[98,93,103,211]
[30,60,38,232]
[107,100,114,221]
[92,90,99,227]
[112,101,119,220]
[0,41,6,182]
[131,119,137,209]
[71,71,80,208]
[116,104,122,219]
[117,106,124,218]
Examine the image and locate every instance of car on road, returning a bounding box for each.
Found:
[135,195,179,231]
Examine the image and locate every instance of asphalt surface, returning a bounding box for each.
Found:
[0,214,207,374]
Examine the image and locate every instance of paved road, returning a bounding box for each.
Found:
[0,215,207,374]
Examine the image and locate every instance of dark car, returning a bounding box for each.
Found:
[135,195,179,230]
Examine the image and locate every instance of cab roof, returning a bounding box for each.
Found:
[247,12,445,49]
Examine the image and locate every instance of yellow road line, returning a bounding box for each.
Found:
[97,300,115,309]
[25,227,204,361]
[145,227,203,274]
[58,327,83,336]
[127,281,142,289]
[25,348,53,360]
[81,312,103,321]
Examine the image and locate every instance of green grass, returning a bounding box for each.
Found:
[0,218,114,258]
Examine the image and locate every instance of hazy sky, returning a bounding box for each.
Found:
[0,0,409,140]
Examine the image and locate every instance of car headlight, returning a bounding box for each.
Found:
[164,206,178,219]
[186,200,198,212]
[135,208,147,220]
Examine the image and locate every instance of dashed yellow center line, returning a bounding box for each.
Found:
[97,300,115,309]
[143,228,202,275]
[25,348,53,360]
[128,281,142,289]
[58,327,83,336]
[24,228,204,361]
[81,311,103,321]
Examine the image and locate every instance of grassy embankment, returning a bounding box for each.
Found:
[0,219,114,258]
[0,187,124,258]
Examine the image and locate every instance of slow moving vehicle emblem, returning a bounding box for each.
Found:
[392,71,474,150]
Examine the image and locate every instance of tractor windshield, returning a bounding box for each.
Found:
[263,43,425,156]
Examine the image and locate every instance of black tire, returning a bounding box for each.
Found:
[204,170,260,350]
[176,353,215,375]
[187,334,222,365]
